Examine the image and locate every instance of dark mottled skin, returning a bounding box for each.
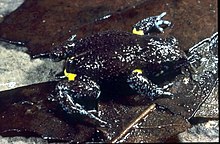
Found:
[66,30,186,82]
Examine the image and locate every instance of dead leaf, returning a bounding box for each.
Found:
[0,0,217,56]
[0,82,96,143]
[98,102,190,143]
[0,0,144,55]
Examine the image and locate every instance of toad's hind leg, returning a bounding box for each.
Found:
[54,76,106,124]
[127,69,174,100]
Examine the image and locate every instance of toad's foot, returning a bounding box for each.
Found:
[132,12,172,35]
[127,69,174,100]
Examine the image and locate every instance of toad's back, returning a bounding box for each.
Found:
[65,30,184,81]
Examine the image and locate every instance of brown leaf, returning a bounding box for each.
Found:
[98,102,190,143]
[0,82,96,143]
[0,0,144,55]
[0,0,217,56]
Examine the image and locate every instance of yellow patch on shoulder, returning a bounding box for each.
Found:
[132,69,143,74]
[132,28,144,35]
[64,69,77,81]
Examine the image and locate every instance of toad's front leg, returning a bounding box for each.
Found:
[132,12,172,35]
[53,75,107,124]
[127,69,174,100]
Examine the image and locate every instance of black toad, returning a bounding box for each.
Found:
[37,12,188,124]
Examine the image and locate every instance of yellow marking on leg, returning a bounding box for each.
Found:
[64,69,77,81]
[132,69,143,74]
[132,28,144,35]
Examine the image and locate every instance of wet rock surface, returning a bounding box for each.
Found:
[0,41,63,91]
[0,0,24,22]
[179,120,219,142]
